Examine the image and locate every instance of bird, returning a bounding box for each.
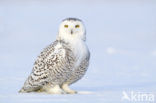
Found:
[19,18,90,94]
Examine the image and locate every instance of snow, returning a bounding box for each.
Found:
[0,0,156,103]
[151,50,156,56]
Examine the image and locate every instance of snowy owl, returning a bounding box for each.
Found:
[19,18,90,94]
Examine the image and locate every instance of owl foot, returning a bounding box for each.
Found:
[44,85,64,94]
[61,84,77,94]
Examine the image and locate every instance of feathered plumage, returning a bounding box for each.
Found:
[19,18,90,94]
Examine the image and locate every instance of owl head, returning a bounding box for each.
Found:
[57,18,86,42]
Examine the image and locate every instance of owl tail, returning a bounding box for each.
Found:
[18,87,27,93]
[18,88,24,93]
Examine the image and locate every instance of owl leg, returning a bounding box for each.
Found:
[61,83,77,94]
[43,85,64,94]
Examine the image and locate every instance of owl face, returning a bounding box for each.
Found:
[58,18,86,41]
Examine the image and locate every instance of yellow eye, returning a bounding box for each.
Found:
[64,25,68,28]
[75,25,80,28]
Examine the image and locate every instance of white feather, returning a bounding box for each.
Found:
[57,19,88,67]
[70,39,89,67]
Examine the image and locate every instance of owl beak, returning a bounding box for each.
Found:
[71,29,73,35]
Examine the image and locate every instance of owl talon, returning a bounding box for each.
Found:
[61,84,77,94]
[66,90,77,94]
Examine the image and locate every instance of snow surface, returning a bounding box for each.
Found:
[0,0,156,103]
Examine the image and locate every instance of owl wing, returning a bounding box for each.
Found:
[19,41,74,92]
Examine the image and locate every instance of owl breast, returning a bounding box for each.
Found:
[70,39,89,67]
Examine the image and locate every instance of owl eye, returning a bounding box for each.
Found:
[64,25,68,28]
[75,25,80,28]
